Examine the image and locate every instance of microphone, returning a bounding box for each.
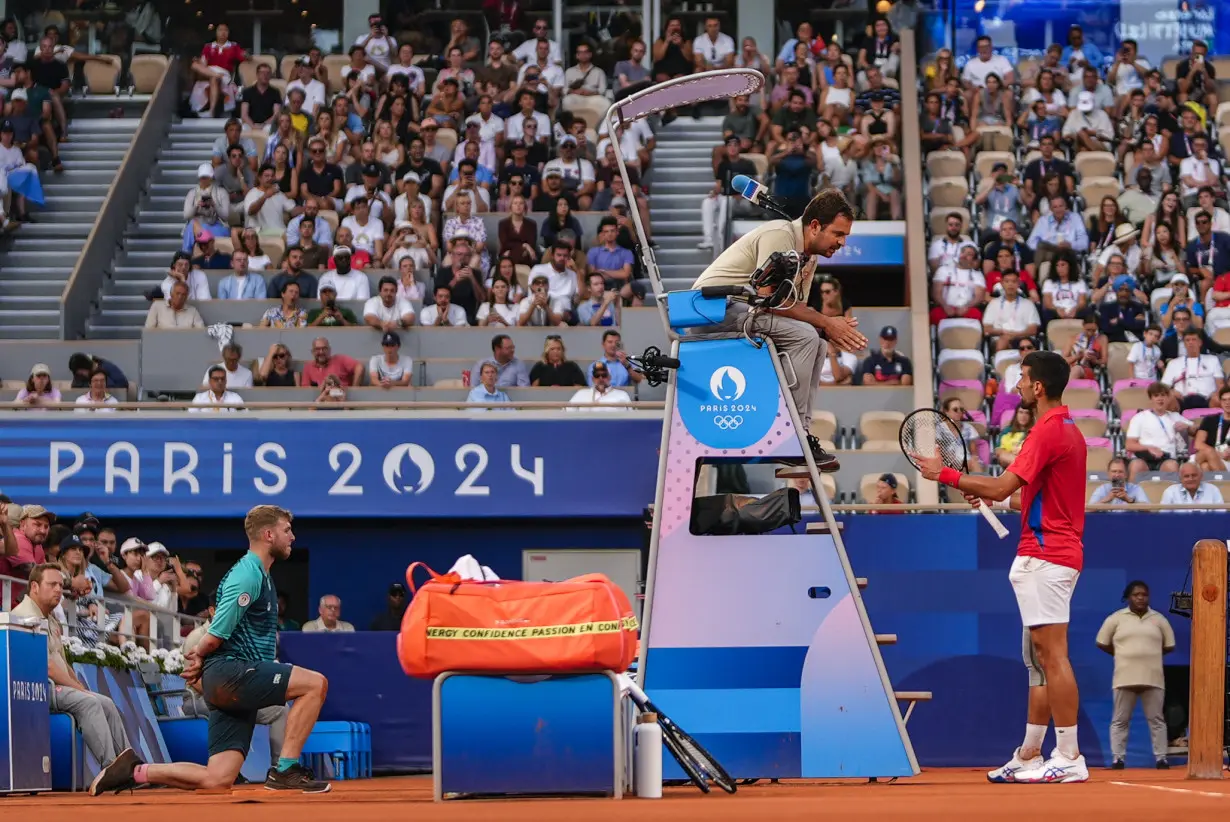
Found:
[730,174,795,220]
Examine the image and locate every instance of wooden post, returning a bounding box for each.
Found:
[1188,539,1227,780]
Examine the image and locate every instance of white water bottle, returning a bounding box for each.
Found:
[634,712,663,798]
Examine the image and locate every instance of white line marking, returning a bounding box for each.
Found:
[1111,781,1230,799]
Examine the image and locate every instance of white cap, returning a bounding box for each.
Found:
[1076,91,1095,113]
[197,162,214,178]
[11,88,26,102]
[146,541,169,557]
[120,537,146,554]
[394,220,413,231]
[401,170,421,184]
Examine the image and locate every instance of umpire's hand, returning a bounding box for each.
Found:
[822,315,867,353]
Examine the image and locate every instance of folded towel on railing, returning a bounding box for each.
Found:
[446,554,500,582]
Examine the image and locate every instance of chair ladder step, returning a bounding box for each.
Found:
[804,520,846,533]
[875,634,897,645]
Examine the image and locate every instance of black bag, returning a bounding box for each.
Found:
[691,487,802,536]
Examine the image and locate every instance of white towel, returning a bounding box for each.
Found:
[447,554,500,582]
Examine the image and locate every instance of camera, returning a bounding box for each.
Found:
[1111,478,1124,490]
[329,389,344,398]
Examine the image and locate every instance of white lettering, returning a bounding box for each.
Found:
[222,442,233,495]
[698,404,758,413]
[163,443,200,494]
[104,442,140,494]
[11,679,48,702]
[328,443,363,495]
[49,442,84,493]
[254,443,287,494]
[511,445,545,496]
[455,444,490,496]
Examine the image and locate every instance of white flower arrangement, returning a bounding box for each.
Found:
[63,636,185,674]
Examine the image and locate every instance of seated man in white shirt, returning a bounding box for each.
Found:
[363,275,416,331]
[202,342,254,389]
[339,199,385,258]
[567,362,632,412]
[528,242,579,321]
[960,35,1015,90]
[930,242,987,324]
[1179,136,1222,209]
[1124,381,1192,480]
[419,284,469,326]
[928,213,973,272]
[285,57,327,117]
[318,247,372,301]
[1160,462,1225,509]
[191,366,245,412]
[1162,328,1224,410]
[1186,186,1230,237]
[981,270,1040,351]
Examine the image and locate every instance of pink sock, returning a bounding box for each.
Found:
[133,764,149,784]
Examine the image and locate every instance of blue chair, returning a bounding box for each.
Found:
[299,721,370,780]
[49,713,83,791]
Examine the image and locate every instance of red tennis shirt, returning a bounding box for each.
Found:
[1004,405,1087,571]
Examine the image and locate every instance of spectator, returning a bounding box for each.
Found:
[1128,325,1164,381]
[1125,381,1190,479]
[1192,385,1230,471]
[587,329,641,387]
[216,144,255,238]
[314,372,349,409]
[470,334,530,389]
[700,136,757,250]
[266,248,319,301]
[1185,210,1230,299]
[1064,312,1107,381]
[563,41,606,102]
[240,64,281,130]
[586,217,635,302]
[1089,457,1148,505]
[517,274,565,326]
[568,362,632,411]
[1027,193,1089,253]
[651,16,694,88]
[237,230,271,271]
[513,18,562,65]
[340,198,385,261]
[1162,329,1223,410]
[286,56,327,117]
[420,284,469,327]
[860,137,902,220]
[301,337,363,387]
[258,342,300,387]
[995,405,1035,468]
[1161,462,1224,508]
[498,194,539,267]
[1174,40,1219,118]
[859,325,912,385]
[68,353,128,389]
[818,64,853,129]
[320,246,372,299]
[13,565,133,769]
[530,336,587,386]
[1178,137,1221,210]
[306,283,357,328]
[145,281,204,329]
[299,137,345,212]
[982,271,1040,351]
[1160,308,1225,360]
[302,595,355,632]
[975,162,1023,231]
[870,473,904,510]
[1020,135,1074,215]
[1040,250,1088,325]
[768,128,816,216]
[1100,282,1148,344]
[191,365,245,412]
[202,343,254,389]
[1158,274,1204,332]
[286,200,335,251]
[368,331,412,389]
[1143,222,1184,285]
[189,22,244,118]
[0,503,48,578]
[962,36,1014,90]
[993,337,1033,423]
[819,345,857,385]
[929,212,973,272]
[1186,188,1230,238]
[437,232,486,320]
[395,173,434,229]
[543,136,596,210]
[369,583,409,631]
[528,242,579,320]
[14,362,60,408]
[277,591,300,631]
[182,165,230,253]
[1063,91,1114,152]
[74,369,119,413]
[363,276,415,332]
[217,250,266,300]
[466,362,512,410]
[941,396,984,473]
[476,275,518,327]
[577,272,620,327]
[919,91,956,155]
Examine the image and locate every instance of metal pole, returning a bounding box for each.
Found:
[642,0,652,67]
[553,0,563,57]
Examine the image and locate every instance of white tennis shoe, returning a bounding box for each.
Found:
[987,747,1044,783]
[1013,750,1089,783]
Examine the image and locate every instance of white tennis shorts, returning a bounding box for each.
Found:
[1009,555,1080,628]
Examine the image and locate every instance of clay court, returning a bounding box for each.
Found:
[5,769,1228,821]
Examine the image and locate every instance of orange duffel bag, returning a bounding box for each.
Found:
[397,562,640,679]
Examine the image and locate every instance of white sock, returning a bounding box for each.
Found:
[1021,724,1047,757]
[1055,725,1079,759]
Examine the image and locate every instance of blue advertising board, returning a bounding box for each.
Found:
[0,418,663,518]
[822,232,905,268]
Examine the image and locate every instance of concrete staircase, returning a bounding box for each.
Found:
[645,116,723,298]
[0,116,140,339]
[88,118,222,339]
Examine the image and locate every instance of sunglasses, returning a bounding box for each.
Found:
[546,334,562,341]
[593,372,610,379]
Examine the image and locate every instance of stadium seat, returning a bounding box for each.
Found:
[1183,407,1220,423]
[1074,151,1117,180]
[1065,379,1101,410]
[859,410,905,443]
[1112,379,1151,413]
[130,54,168,94]
[1136,478,1170,504]
[973,151,1015,181]
[1085,442,1113,474]
[859,440,898,452]
[436,127,459,154]
[1149,288,1173,316]
[966,408,987,438]
[1046,319,1083,354]
[1069,408,1108,438]
[992,349,1019,377]
[280,54,303,80]
[1220,126,1230,159]
[1077,177,1121,208]
[925,150,966,180]
[323,54,351,93]
[977,125,1013,152]
[928,177,969,209]
[1213,326,1230,347]
[1207,472,1230,502]
[1106,342,1133,382]
[859,473,910,504]
[809,411,838,443]
[743,153,768,178]
[936,317,983,350]
[1120,408,1138,430]
[937,348,985,381]
[938,380,983,413]
[434,378,466,388]
[83,55,122,95]
[929,207,970,237]
[243,129,269,162]
[1085,476,1106,503]
[239,55,278,87]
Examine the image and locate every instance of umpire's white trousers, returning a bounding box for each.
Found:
[701,195,729,247]
[51,685,131,766]
[1109,685,1168,759]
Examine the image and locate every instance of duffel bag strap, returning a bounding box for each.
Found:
[406,561,463,594]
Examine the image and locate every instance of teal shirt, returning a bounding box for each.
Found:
[207,551,279,666]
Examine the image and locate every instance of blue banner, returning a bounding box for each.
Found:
[824,233,905,268]
[0,419,663,518]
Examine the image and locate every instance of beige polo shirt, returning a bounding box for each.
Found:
[145,301,205,329]
[1095,607,1175,689]
[692,218,816,304]
[11,595,73,682]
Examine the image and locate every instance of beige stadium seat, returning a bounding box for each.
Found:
[1065,381,1101,410]
[239,55,278,87]
[1020,149,1041,169]
[1113,383,1150,413]
[1211,479,1230,502]
[436,127,459,155]
[1085,478,1104,502]
[214,236,235,256]
[1047,319,1082,355]
[860,473,910,504]
[130,54,168,94]
[859,440,898,452]
[1078,177,1122,207]
[1085,445,1113,475]
[318,210,340,233]
[1219,126,1230,160]
[1072,415,1107,438]
[938,382,982,413]
[929,207,969,236]
[269,78,287,97]
[323,54,351,93]
[937,348,985,381]
[1137,479,1170,505]
[1161,57,1183,78]
[434,378,466,388]
[974,151,1014,180]
[978,125,1013,153]
[262,237,286,269]
[280,54,304,80]
[242,129,268,161]
[809,411,838,443]
[1106,342,1133,383]
[743,153,768,178]
[1074,151,1116,180]
[1212,326,1230,347]
[926,150,966,179]
[937,318,983,351]
[993,349,1020,378]
[860,410,905,443]
[928,177,969,209]
[83,54,121,95]
[818,473,838,501]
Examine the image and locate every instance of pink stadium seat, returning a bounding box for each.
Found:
[1084,436,1112,450]
[1121,409,1137,428]
[1112,378,1152,394]
[939,380,984,412]
[1183,407,1220,421]
[1065,379,1101,410]
[1069,408,1108,438]
[968,409,987,426]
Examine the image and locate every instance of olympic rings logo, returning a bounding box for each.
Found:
[713,415,744,430]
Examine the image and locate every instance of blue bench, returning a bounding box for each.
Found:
[299,721,371,780]
[50,713,83,791]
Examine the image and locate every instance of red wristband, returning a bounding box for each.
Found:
[937,466,963,488]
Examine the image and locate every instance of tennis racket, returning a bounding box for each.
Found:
[898,408,1010,539]
[624,678,737,794]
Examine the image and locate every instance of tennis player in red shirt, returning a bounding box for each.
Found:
[917,350,1088,784]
